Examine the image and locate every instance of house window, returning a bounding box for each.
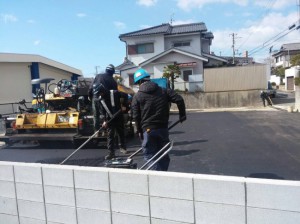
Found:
[182,69,193,81]
[128,43,154,55]
[173,41,190,47]
[128,74,134,86]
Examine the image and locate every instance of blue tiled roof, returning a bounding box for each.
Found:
[119,22,208,38]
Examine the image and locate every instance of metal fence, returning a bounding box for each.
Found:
[174,81,204,92]
[203,64,268,92]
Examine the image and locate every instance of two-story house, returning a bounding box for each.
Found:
[271,43,300,90]
[272,43,300,68]
[116,22,227,91]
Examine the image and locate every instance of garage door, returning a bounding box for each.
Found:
[286,76,294,90]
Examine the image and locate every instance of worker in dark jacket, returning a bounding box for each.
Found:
[131,68,186,171]
[260,90,272,107]
[88,64,127,160]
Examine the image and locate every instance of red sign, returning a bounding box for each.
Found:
[177,62,196,67]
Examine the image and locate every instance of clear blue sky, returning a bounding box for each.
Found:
[0,0,299,77]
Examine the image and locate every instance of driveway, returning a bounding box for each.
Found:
[0,109,300,181]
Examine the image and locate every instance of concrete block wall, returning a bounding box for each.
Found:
[170,90,262,110]
[1,161,300,224]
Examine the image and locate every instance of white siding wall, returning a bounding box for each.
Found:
[124,35,165,65]
[155,52,204,74]
[164,34,201,55]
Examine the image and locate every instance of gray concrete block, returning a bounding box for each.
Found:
[44,185,75,206]
[111,192,149,217]
[112,212,150,224]
[150,197,194,223]
[19,217,46,224]
[16,182,44,202]
[109,169,148,195]
[76,188,110,211]
[77,208,111,224]
[74,168,109,191]
[247,179,300,212]
[194,174,245,206]
[42,166,73,187]
[18,200,45,221]
[46,203,77,224]
[0,214,19,224]
[14,164,42,184]
[0,180,15,198]
[149,172,193,200]
[195,201,245,224]
[248,207,300,224]
[0,164,14,181]
[0,196,17,215]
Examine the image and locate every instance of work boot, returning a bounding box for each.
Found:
[120,147,127,154]
[105,153,115,160]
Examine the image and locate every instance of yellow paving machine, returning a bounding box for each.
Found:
[0,77,134,147]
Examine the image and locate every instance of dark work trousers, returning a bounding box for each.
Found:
[261,94,272,107]
[142,128,170,171]
[107,115,126,154]
[92,98,102,131]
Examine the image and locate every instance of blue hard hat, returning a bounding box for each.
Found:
[134,68,150,84]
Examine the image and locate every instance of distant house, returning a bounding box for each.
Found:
[0,53,82,106]
[272,43,300,68]
[116,23,227,91]
[270,43,300,90]
[221,55,255,66]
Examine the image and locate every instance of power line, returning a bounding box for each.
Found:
[248,22,300,56]
[237,0,276,51]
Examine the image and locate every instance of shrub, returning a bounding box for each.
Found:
[295,77,300,86]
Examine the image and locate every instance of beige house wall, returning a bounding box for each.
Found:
[0,62,32,104]
[0,62,80,116]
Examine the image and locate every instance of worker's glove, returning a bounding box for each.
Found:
[102,121,108,129]
[179,115,186,123]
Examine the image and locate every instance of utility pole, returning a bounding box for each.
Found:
[170,13,175,25]
[95,66,101,75]
[298,0,300,24]
[230,33,238,64]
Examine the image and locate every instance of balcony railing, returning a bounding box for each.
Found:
[174,74,203,92]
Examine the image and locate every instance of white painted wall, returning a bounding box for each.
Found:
[123,35,165,66]
[164,34,201,55]
[1,161,300,224]
[269,75,281,86]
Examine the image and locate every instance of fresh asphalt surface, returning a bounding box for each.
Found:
[1,108,300,181]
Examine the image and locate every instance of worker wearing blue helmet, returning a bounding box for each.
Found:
[131,68,186,171]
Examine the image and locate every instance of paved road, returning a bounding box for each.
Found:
[1,109,300,181]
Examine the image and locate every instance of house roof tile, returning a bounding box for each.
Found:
[119,22,208,38]
[281,43,300,51]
